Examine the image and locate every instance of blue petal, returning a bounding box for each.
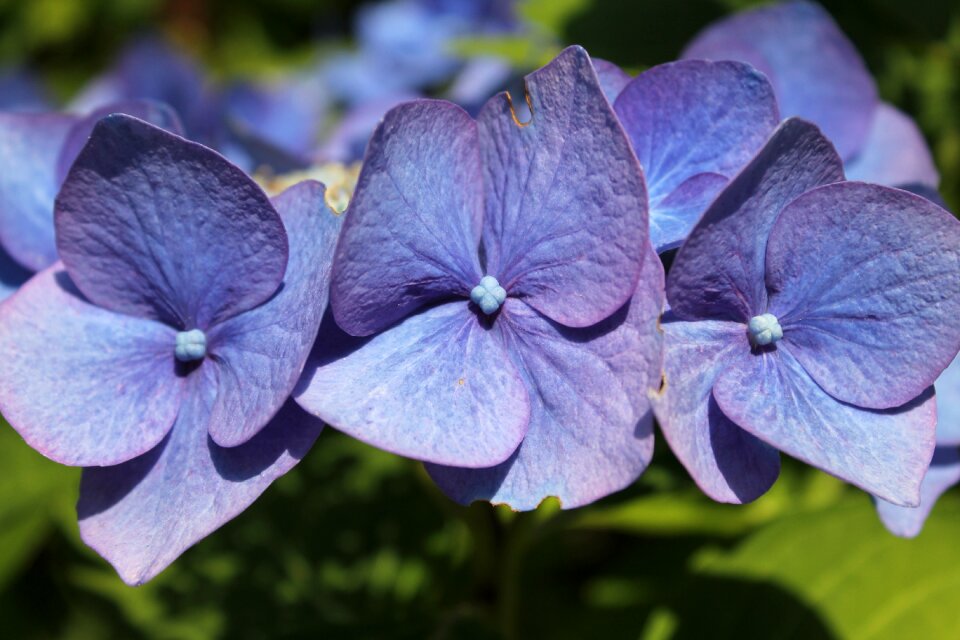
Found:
[667,118,844,322]
[650,314,780,504]
[329,100,484,336]
[614,60,779,252]
[206,181,343,447]
[766,182,960,410]
[295,302,529,468]
[683,0,878,160]
[55,115,288,329]
[712,344,936,506]
[78,366,321,585]
[0,112,77,271]
[0,266,182,466]
[428,245,664,510]
[875,445,960,538]
[845,103,939,188]
[479,45,648,328]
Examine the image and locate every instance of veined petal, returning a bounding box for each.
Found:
[667,118,844,322]
[479,45,648,328]
[77,367,321,586]
[55,115,288,329]
[650,315,780,504]
[683,0,878,160]
[712,344,936,506]
[295,302,529,467]
[875,445,960,538]
[766,182,960,410]
[0,266,182,466]
[428,244,664,509]
[207,181,343,447]
[845,102,939,189]
[0,112,77,272]
[329,100,484,336]
[614,60,778,252]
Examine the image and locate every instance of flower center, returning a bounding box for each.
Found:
[175,329,207,362]
[470,275,507,315]
[747,313,783,347]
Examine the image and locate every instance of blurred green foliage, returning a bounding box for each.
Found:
[2,1,960,638]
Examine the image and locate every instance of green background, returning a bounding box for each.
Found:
[1,0,959,638]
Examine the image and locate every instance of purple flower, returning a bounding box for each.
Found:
[683,0,939,191]
[0,115,342,584]
[295,46,664,510]
[650,118,960,506]
[0,101,181,300]
[611,59,779,252]
[0,66,48,112]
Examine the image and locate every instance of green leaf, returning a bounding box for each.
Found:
[685,495,960,639]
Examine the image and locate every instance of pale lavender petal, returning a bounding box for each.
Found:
[875,446,960,538]
[0,112,77,271]
[667,118,844,322]
[650,314,780,504]
[479,45,648,328]
[935,354,960,446]
[428,245,664,509]
[329,100,484,336]
[614,60,779,252]
[78,366,321,586]
[591,58,630,103]
[845,102,939,188]
[713,345,936,506]
[207,181,343,447]
[55,115,288,329]
[0,266,182,466]
[683,0,878,160]
[295,302,529,467]
[766,182,960,410]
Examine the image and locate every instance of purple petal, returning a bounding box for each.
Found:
[0,266,182,466]
[55,115,288,329]
[766,182,960,410]
[428,245,664,510]
[591,58,631,104]
[614,60,779,252]
[935,354,960,446]
[295,301,529,467]
[667,118,844,322]
[317,93,418,164]
[0,112,77,272]
[875,446,960,538]
[683,1,878,160]
[56,99,184,186]
[650,315,780,504]
[78,366,321,586]
[329,100,484,336]
[712,345,936,506]
[479,45,648,328]
[0,67,49,111]
[206,181,342,447]
[845,103,939,188]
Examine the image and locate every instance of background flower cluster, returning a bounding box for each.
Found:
[1,1,960,638]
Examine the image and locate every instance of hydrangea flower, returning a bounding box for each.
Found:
[0,66,48,111]
[295,46,664,510]
[0,101,181,300]
[650,118,960,506]
[611,59,779,252]
[0,115,342,584]
[683,0,939,191]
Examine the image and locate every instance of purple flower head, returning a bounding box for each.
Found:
[651,118,960,506]
[612,59,780,252]
[296,46,664,510]
[683,0,939,190]
[0,115,342,584]
[0,101,182,300]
